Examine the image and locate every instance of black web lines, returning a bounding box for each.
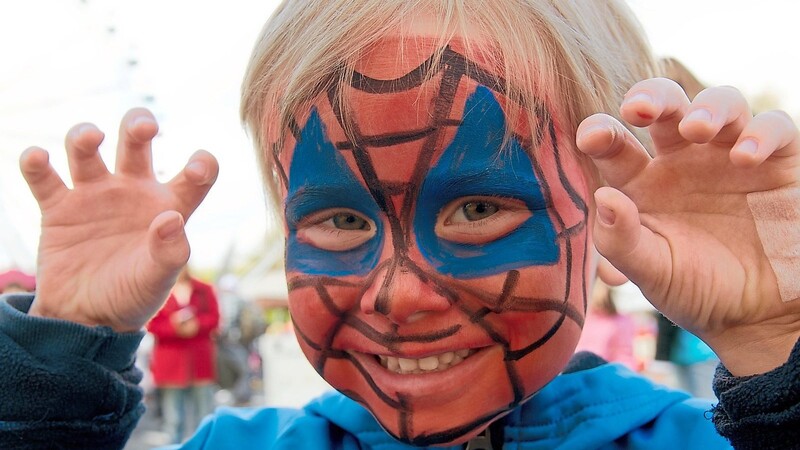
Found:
[282,46,589,445]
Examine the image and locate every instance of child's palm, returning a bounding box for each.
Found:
[22,109,218,332]
[578,79,800,375]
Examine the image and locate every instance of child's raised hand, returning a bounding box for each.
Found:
[20,108,218,332]
[576,78,800,376]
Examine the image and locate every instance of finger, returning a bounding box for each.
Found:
[148,210,191,276]
[576,113,651,188]
[19,147,68,209]
[65,123,109,184]
[678,86,751,145]
[730,110,800,168]
[167,150,219,217]
[619,78,690,151]
[116,108,159,177]
[592,186,670,295]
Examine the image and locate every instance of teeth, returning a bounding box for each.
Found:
[439,352,454,364]
[418,355,439,371]
[377,350,475,374]
[398,357,417,372]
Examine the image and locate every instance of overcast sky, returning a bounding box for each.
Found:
[1,0,798,272]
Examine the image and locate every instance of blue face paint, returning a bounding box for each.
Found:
[285,109,383,276]
[414,86,558,278]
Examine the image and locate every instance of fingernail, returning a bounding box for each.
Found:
[597,204,616,226]
[77,123,97,134]
[577,123,616,152]
[186,160,208,180]
[624,92,653,105]
[684,108,712,123]
[736,138,758,154]
[158,216,184,241]
[580,124,607,138]
[70,123,98,138]
[132,115,156,127]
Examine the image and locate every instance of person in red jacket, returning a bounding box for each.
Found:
[146,265,220,444]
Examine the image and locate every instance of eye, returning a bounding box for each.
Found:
[297,209,376,251]
[436,196,532,245]
[456,201,499,222]
[332,212,370,231]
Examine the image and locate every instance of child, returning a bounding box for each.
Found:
[1,1,798,449]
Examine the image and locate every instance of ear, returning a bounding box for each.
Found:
[596,255,628,286]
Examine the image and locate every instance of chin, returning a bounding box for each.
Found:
[319,338,575,447]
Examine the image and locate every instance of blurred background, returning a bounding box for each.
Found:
[1,1,798,448]
[1,1,799,275]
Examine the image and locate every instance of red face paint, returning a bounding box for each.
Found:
[277,38,592,446]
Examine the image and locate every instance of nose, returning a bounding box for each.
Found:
[361,261,452,324]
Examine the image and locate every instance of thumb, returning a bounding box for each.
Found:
[592,187,669,298]
[596,256,628,286]
[148,210,191,277]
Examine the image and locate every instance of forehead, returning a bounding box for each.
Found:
[277,38,548,190]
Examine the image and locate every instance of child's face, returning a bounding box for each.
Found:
[276,37,593,445]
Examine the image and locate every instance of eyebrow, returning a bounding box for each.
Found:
[427,168,543,199]
[284,183,373,224]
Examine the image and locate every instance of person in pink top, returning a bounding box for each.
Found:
[575,279,637,370]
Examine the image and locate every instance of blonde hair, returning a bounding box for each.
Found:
[240,0,660,207]
[661,57,705,100]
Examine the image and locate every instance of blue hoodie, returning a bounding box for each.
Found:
[3,294,798,449]
[167,354,729,449]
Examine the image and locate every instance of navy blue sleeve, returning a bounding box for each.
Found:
[0,294,145,449]
[711,337,800,450]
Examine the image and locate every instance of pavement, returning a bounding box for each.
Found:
[124,394,172,450]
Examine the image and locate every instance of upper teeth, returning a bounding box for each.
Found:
[378,349,473,374]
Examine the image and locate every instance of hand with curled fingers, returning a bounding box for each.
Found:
[577,77,800,376]
[20,108,218,332]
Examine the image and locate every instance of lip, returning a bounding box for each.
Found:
[348,345,501,407]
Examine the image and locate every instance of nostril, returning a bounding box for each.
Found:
[374,288,391,315]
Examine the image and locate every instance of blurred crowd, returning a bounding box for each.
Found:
[133,265,291,446]
[575,279,719,399]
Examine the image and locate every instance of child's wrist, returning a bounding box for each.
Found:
[713,327,800,376]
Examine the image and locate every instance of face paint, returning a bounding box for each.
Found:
[277,40,591,446]
[285,108,384,276]
[414,85,558,277]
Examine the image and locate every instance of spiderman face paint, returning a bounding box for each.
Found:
[276,39,591,446]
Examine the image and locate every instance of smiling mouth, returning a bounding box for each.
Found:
[376,349,477,374]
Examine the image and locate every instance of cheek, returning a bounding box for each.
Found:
[512,313,583,399]
[454,214,589,385]
[496,295,585,358]
[287,288,328,372]
[286,281,360,373]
